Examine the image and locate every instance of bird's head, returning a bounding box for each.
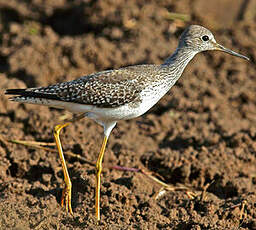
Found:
[179,25,249,61]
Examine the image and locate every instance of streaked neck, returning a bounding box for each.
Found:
[162,47,197,66]
[158,47,198,88]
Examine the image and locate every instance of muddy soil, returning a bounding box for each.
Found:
[0,0,256,229]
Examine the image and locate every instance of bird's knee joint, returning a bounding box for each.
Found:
[54,123,70,135]
[54,125,61,135]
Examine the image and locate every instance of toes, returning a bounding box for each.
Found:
[61,189,65,207]
[61,187,73,214]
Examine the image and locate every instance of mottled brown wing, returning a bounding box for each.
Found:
[31,65,156,108]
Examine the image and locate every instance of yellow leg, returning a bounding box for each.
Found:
[95,135,108,222]
[54,122,73,214]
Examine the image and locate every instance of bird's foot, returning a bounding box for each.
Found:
[61,184,73,215]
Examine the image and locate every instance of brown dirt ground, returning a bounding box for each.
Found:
[0,0,256,229]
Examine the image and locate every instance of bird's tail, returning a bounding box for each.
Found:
[5,88,59,100]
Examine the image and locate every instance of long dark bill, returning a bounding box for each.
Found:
[216,43,250,61]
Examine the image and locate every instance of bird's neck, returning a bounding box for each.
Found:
[163,46,197,67]
[160,47,198,86]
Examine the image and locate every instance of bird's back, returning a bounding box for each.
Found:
[6,64,169,108]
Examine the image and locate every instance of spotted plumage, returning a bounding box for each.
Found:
[6,65,176,108]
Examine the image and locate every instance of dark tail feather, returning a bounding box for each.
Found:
[5,89,27,95]
[5,88,60,100]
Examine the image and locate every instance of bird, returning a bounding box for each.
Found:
[5,25,249,222]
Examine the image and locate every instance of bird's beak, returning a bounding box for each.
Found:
[214,42,250,61]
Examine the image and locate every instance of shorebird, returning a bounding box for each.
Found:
[5,25,249,222]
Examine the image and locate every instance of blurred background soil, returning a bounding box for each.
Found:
[0,0,256,229]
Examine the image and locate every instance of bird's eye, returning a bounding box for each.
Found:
[202,35,209,41]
